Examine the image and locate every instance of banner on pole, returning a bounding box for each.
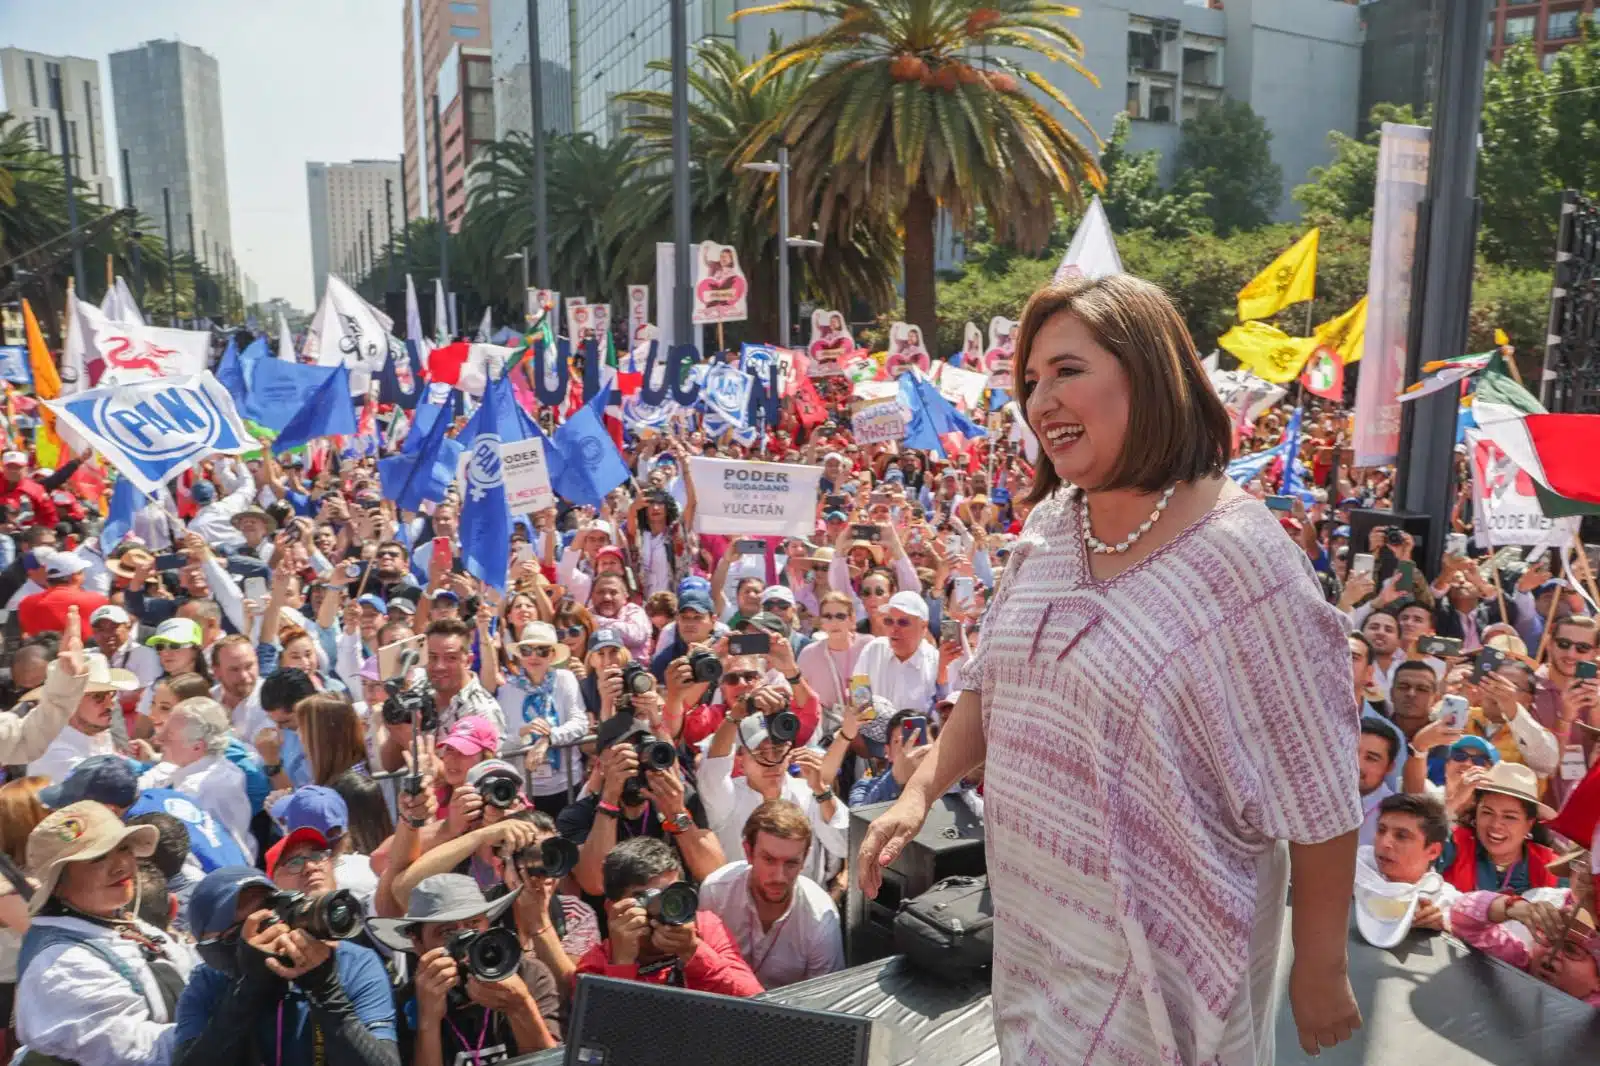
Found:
[626,285,650,346]
[47,372,252,494]
[1354,124,1430,467]
[1466,429,1579,550]
[852,400,906,445]
[688,457,822,539]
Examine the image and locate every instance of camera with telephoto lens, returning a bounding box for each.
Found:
[685,648,723,686]
[381,682,438,732]
[444,927,523,1005]
[510,836,580,880]
[265,889,365,940]
[637,882,698,926]
[476,768,522,809]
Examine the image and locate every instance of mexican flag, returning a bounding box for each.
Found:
[1472,355,1600,507]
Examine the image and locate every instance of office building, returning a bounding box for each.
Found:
[0,49,113,205]
[402,0,495,229]
[108,40,233,262]
[306,159,405,305]
[1488,1,1597,68]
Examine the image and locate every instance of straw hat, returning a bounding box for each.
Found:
[515,622,570,665]
[25,801,157,915]
[106,547,155,581]
[19,653,139,704]
[1474,761,1556,821]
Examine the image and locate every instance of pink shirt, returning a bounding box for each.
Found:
[966,491,1361,1065]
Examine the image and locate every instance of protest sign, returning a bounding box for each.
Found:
[501,436,555,511]
[961,322,983,365]
[885,322,931,377]
[852,400,906,445]
[47,372,252,494]
[808,309,854,367]
[688,457,823,539]
[627,285,650,344]
[1467,429,1580,550]
[934,362,987,410]
[692,241,749,324]
[985,317,1016,391]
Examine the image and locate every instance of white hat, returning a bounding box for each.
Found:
[759,585,795,607]
[43,552,91,579]
[886,590,928,622]
[18,652,139,704]
[823,451,847,464]
[1,451,26,466]
[89,605,131,626]
[1353,845,1427,949]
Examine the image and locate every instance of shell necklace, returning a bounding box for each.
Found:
[1078,484,1178,555]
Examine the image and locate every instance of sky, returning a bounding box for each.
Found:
[0,0,405,311]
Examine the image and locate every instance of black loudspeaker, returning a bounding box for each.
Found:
[845,794,985,966]
[564,975,888,1066]
[1347,508,1435,581]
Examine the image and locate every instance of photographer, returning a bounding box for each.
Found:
[575,838,762,996]
[369,874,560,1065]
[173,865,397,1066]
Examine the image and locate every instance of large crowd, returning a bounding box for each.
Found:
[0,319,1589,1066]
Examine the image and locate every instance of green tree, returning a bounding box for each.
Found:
[612,37,899,345]
[1292,103,1425,223]
[1097,112,1211,239]
[1175,98,1281,235]
[1478,42,1559,270]
[736,0,1103,345]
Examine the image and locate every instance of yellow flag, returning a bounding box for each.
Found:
[1237,228,1319,321]
[1218,321,1321,384]
[1313,295,1367,364]
[22,298,64,468]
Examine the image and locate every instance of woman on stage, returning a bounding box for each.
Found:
[859,274,1363,1065]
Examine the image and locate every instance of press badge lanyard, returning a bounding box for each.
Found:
[445,1008,494,1066]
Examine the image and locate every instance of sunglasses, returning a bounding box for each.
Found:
[723,670,761,685]
[520,645,555,659]
[861,587,890,598]
[556,625,587,640]
[819,612,851,622]
[1554,637,1597,654]
[885,616,918,629]
[761,601,791,611]
[1449,749,1494,768]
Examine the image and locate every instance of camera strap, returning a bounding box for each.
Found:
[444,1006,495,1066]
[635,956,686,987]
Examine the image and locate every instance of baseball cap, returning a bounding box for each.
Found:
[264,827,331,878]
[38,754,139,810]
[146,617,203,648]
[356,594,388,614]
[1450,735,1500,765]
[44,552,90,579]
[426,588,460,603]
[886,590,929,622]
[883,467,904,483]
[589,627,624,652]
[678,576,712,600]
[187,866,276,937]
[270,785,349,837]
[439,715,499,757]
[89,605,131,626]
[1,451,26,466]
[824,510,848,523]
[189,481,217,504]
[760,585,795,608]
[823,451,846,465]
[387,598,417,616]
[678,590,713,614]
[1332,525,1352,539]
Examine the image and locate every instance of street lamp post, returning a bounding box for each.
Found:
[670,0,691,348]
[744,147,823,346]
[527,0,549,288]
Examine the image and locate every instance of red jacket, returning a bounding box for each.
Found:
[1441,824,1561,895]
[0,477,57,528]
[575,909,763,998]
[16,584,107,640]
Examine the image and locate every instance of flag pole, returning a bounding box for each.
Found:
[1535,566,1566,664]
[1487,560,1511,633]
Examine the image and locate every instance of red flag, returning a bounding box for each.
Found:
[792,374,828,430]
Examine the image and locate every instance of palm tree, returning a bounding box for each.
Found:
[737,0,1104,342]
[610,37,899,344]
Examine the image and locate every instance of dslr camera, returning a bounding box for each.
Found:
[685,648,722,686]
[636,882,698,926]
[509,836,580,881]
[475,766,523,810]
[444,926,523,1004]
[744,697,800,746]
[622,733,679,805]
[265,889,365,941]
[614,661,654,714]
[381,681,438,733]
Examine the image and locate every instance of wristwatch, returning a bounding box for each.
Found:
[659,811,693,834]
[813,788,835,804]
[262,763,283,777]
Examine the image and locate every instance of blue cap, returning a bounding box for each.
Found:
[824,510,848,523]
[677,576,711,599]
[1451,735,1501,764]
[427,588,460,603]
[39,755,138,810]
[1332,525,1351,539]
[270,785,349,836]
[589,627,624,652]
[883,467,904,483]
[189,481,217,504]
[356,593,388,613]
[187,866,275,937]
[679,590,714,614]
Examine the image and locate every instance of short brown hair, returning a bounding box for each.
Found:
[210,633,255,669]
[0,777,48,865]
[426,617,473,641]
[1013,275,1231,503]
[1554,615,1598,638]
[164,671,212,702]
[741,798,812,852]
[296,694,367,787]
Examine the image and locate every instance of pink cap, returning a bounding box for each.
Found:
[439,715,499,756]
[358,656,380,683]
[595,545,627,564]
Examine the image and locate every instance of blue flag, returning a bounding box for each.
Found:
[244,360,344,433]
[274,367,358,451]
[405,397,451,455]
[215,337,246,399]
[380,338,426,410]
[1280,406,1306,498]
[99,476,149,554]
[551,387,629,508]
[900,371,986,458]
[1227,441,1288,484]
[460,372,545,445]
[460,374,512,593]
[379,388,463,511]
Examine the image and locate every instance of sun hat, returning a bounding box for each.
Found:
[1473,760,1556,821]
[367,873,520,952]
[439,715,499,757]
[515,621,570,665]
[25,801,158,915]
[19,652,138,704]
[847,539,885,564]
[106,548,155,580]
[229,506,278,533]
[146,617,203,648]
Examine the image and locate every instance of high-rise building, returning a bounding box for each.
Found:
[1487,0,1596,68]
[0,48,114,205]
[402,0,495,230]
[108,40,234,267]
[307,160,405,305]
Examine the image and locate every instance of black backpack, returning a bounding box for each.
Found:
[893,875,993,979]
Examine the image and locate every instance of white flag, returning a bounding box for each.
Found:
[277,311,296,362]
[306,275,394,395]
[99,277,145,326]
[476,305,492,343]
[1055,196,1122,282]
[405,274,428,347]
[433,278,450,345]
[76,300,211,386]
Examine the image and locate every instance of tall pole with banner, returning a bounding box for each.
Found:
[670,0,692,348]
[527,0,549,289]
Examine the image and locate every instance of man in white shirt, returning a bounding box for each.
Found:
[698,798,844,989]
[27,652,140,784]
[210,634,268,746]
[140,696,256,861]
[698,699,849,886]
[183,478,253,556]
[853,591,939,715]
